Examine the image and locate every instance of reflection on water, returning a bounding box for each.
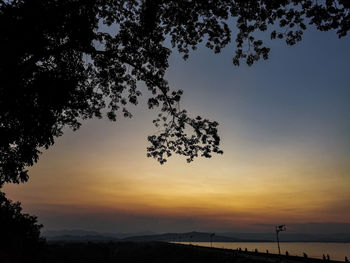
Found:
[177,242,350,261]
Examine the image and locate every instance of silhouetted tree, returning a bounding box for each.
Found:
[1,0,349,186]
[0,191,45,262]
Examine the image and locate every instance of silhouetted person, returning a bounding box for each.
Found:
[345,256,349,263]
[286,251,289,256]
[323,254,327,261]
[303,253,308,258]
[327,254,330,261]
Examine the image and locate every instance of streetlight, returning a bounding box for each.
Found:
[276,225,286,255]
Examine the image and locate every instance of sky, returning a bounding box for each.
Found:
[4,27,350,234]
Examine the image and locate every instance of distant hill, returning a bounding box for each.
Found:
[44,230,256,243]
[44,229,155,242]
[46,234,120,242]
[43,230,350,243]
[122,231,248,242]
[44,229,155,239]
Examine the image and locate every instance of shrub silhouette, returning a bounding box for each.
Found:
[0,191,45,263]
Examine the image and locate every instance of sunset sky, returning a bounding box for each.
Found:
[4,28,350,234]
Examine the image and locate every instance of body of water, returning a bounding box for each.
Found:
[178,242,350,261]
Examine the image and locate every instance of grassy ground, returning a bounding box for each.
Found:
[3,241,343,263]
[42,241,267,263]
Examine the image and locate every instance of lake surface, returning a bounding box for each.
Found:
[177,242,350,261]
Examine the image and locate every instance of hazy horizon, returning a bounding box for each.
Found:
[43,222,350,236]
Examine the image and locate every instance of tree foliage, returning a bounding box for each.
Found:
[0,0,349,186]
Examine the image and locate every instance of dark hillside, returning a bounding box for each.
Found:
[39,242,345,263]
[42,242,263,263]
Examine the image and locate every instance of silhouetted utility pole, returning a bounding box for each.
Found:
[210,233,215,247]
[275,225,286,255]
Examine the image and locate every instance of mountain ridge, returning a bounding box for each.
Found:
[43,230,350,243]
